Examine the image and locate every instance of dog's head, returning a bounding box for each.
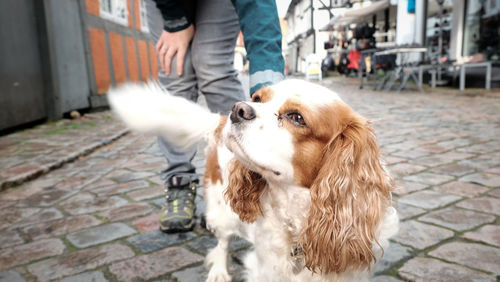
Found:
[224,79,394,274]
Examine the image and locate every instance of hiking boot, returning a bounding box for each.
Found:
[160,175,197,233]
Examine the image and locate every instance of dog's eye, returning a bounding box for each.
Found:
[252,96,261,103]
[286,112,306,126]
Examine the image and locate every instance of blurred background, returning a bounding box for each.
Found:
[1,0,499,133]
[0,2,499,281]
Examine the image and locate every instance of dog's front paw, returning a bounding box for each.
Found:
[206,268,231,282]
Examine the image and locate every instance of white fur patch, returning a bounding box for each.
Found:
[270,79,343,111]
[108,82,220,149]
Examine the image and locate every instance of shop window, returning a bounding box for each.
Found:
[139,0,149,32]
[99,0,128,26]
[463,0,500,61]
[425,0,453,63]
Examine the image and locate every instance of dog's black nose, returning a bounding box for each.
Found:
[230,102,256,124]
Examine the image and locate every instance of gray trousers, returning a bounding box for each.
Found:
[145,0,245,182]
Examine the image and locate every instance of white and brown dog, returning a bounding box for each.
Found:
[108,79,398,282]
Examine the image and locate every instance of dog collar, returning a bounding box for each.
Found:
[290,245,305,274]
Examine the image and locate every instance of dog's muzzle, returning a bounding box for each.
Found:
[230,102,256,124]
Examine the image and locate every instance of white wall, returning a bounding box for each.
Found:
[313,4,332,59]
[414,0,425,45]
[315,31,330,58]
[396,0,416,44]
[299,35,315,72]
[449,0,465,60]
[286,1,312,44]
[395,0,426,62]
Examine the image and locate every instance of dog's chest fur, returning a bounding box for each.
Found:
[249,184,312,278]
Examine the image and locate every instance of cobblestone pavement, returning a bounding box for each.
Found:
[0,112,128,190]
[0,77,499,281]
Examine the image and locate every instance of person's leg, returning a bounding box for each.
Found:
[145,0,198,232]
[145,0,198,182]
[191,0,246,114]
[189,0,245,279]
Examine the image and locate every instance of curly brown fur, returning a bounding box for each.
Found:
[299,110,394,274]
[224,160,267,223]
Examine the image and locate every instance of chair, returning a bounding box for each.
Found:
[458,61,492,91]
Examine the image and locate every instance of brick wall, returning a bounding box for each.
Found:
[89,28,111,94]
[133,0,142,30]
[109,32,127,84]
[125,36,140,82]
[85,0,100,17]
[85,0,158,96]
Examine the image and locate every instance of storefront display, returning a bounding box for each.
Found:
[425,0,453,62]
[463,0,500,61]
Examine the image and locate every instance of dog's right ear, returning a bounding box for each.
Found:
[299,110,393,274]
[224,160,266,223]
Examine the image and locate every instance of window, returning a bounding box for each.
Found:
[139,0,149,32]
[99,0,128,26]
[463,0,500,61]
[425,0,453,61]
[101,0,112,14]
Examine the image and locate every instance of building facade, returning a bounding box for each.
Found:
[388,0,500,64]
[0,0,158,132]
[284,0,395,74]
[285,0,499,82]
[285,0,342,74]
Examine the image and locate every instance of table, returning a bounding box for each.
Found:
[373,47,427,92]
[459,61,492,91]
[358,49,377,90]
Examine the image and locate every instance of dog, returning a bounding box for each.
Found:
[108,79,399,282]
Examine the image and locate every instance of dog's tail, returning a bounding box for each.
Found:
[108,82,222,149]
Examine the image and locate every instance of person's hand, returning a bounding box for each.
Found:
[155,24,195,76]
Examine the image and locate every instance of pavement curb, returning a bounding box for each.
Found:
[0,128,130,191]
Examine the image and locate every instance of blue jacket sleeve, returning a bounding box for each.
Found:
[232,0,285,95]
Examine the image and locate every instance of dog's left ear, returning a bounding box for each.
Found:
[224,160,266,223]
[299,110,393,274]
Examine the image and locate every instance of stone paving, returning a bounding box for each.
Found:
[0,112,128,190]
[0,76,499,281]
